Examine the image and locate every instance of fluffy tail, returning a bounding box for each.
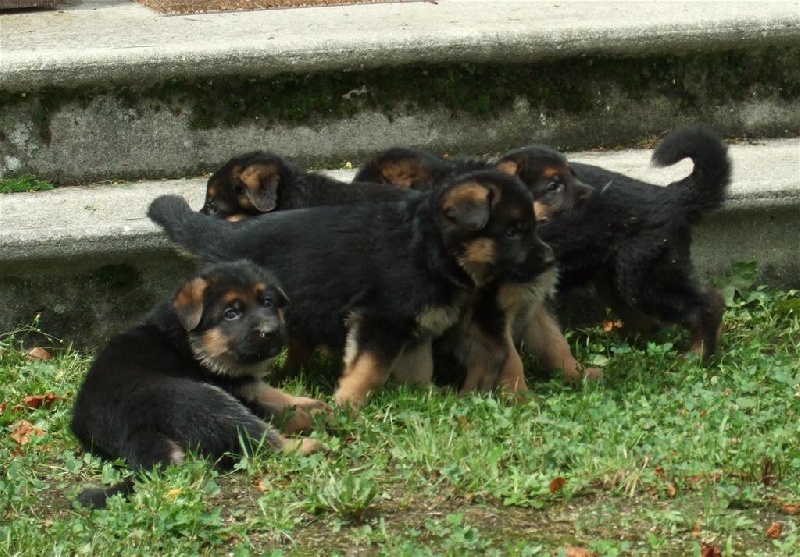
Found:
[147,195,230,262]
[652,125,732,222]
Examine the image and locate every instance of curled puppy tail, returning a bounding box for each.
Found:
[653,125,732,223]
[148,195,231,262]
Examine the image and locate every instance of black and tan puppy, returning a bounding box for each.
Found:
[200,150,414,221]
[356,145,599,383]
[149,170,554,408]
[540,126,731,358]
[71,260,328,509]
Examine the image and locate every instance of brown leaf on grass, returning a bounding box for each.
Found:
[20,393,63,411]
[766,522,783,539]
[549,476,567,493]
[555,547,596,557]
[0,402,7,414]
[9,420,45,445]
[602,319,624,332]
[700,542,722,557]
[253,478,268,493]
[781,503,800,515]
[26,347,52,361]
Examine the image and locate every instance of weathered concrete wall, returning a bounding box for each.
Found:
[2,46,799,183]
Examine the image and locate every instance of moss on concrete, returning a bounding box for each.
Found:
[1,45,798,146]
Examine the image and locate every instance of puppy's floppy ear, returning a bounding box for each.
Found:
[235,163,281,212]
[173,277,208,332]
[494,156,524,177]
[441,181,494,230]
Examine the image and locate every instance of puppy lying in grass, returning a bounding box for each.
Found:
[71,260,328,509]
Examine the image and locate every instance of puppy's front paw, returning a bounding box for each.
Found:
[281,396,333,434]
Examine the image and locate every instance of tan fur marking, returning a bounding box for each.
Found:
[226,214,249,223]
[173,277,207,331]
[207,184,217,198]
[458,321,506,394]
[238,381,332,435]
[497,323,527,393]
[222,291,246,305]
[334,351,389,409]
[495,160,519,176]
[201,328,230,359]
[239,164,277,192]
[442,182,490,211]
[533,200,553,222]
[382,161,428,188]
[543,166,563,179]
[524,306,602,381]
[458,238,496,286]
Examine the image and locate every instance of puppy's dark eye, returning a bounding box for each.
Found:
[261,297,274,308]
[224,306,242,321]
[505,225,522,239]
[547,179,562,192]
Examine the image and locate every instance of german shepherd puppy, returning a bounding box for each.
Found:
[356,145,600,383]
[149,170,554,408]
[200,150,414,221]
[71,260,328,509]
[540,126,731,358]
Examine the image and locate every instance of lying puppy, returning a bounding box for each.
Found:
[149,170,554,408]
[356,145,599,382]
[201,150,413,220]
[540,126,731,358]
[71,260,328,509]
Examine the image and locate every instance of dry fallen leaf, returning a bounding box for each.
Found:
[781,503,800,515]
[20,393,63,411]
[0,402,7,414]
[602,319,624,332]
[253,478,268,493]
[10,420,46,445]
[549,477,567,493]
[557,547,595,557]
[766,522,783,539]
[26,347,52,361]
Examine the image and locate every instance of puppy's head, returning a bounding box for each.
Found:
[355,147,457,190]
[201,151,291,219]
[172,260,289,377]
[495,146,593,222]
[434,170,555,287]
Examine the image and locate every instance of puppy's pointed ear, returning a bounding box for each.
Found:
[494,156,523,177]
[441,181,493,230]
[236,163,281,212]
[173,277,208,332]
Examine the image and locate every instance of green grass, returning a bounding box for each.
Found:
[1,270,798,556]
[0,175,55,194]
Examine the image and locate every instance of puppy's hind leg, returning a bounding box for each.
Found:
[334,320,399,409]
[521,305,603,381]
[688,288,726,359]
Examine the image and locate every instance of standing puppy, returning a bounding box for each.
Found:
[72,260,327,509]
[149,171,553,408]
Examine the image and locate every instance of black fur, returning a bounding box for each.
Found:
[71,260,323,508]
[540,125,732,357]
[201,150,414,220]
[149,170,553,406]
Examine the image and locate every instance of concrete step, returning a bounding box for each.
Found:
[1,0,799,183]
[2,138,798,346]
